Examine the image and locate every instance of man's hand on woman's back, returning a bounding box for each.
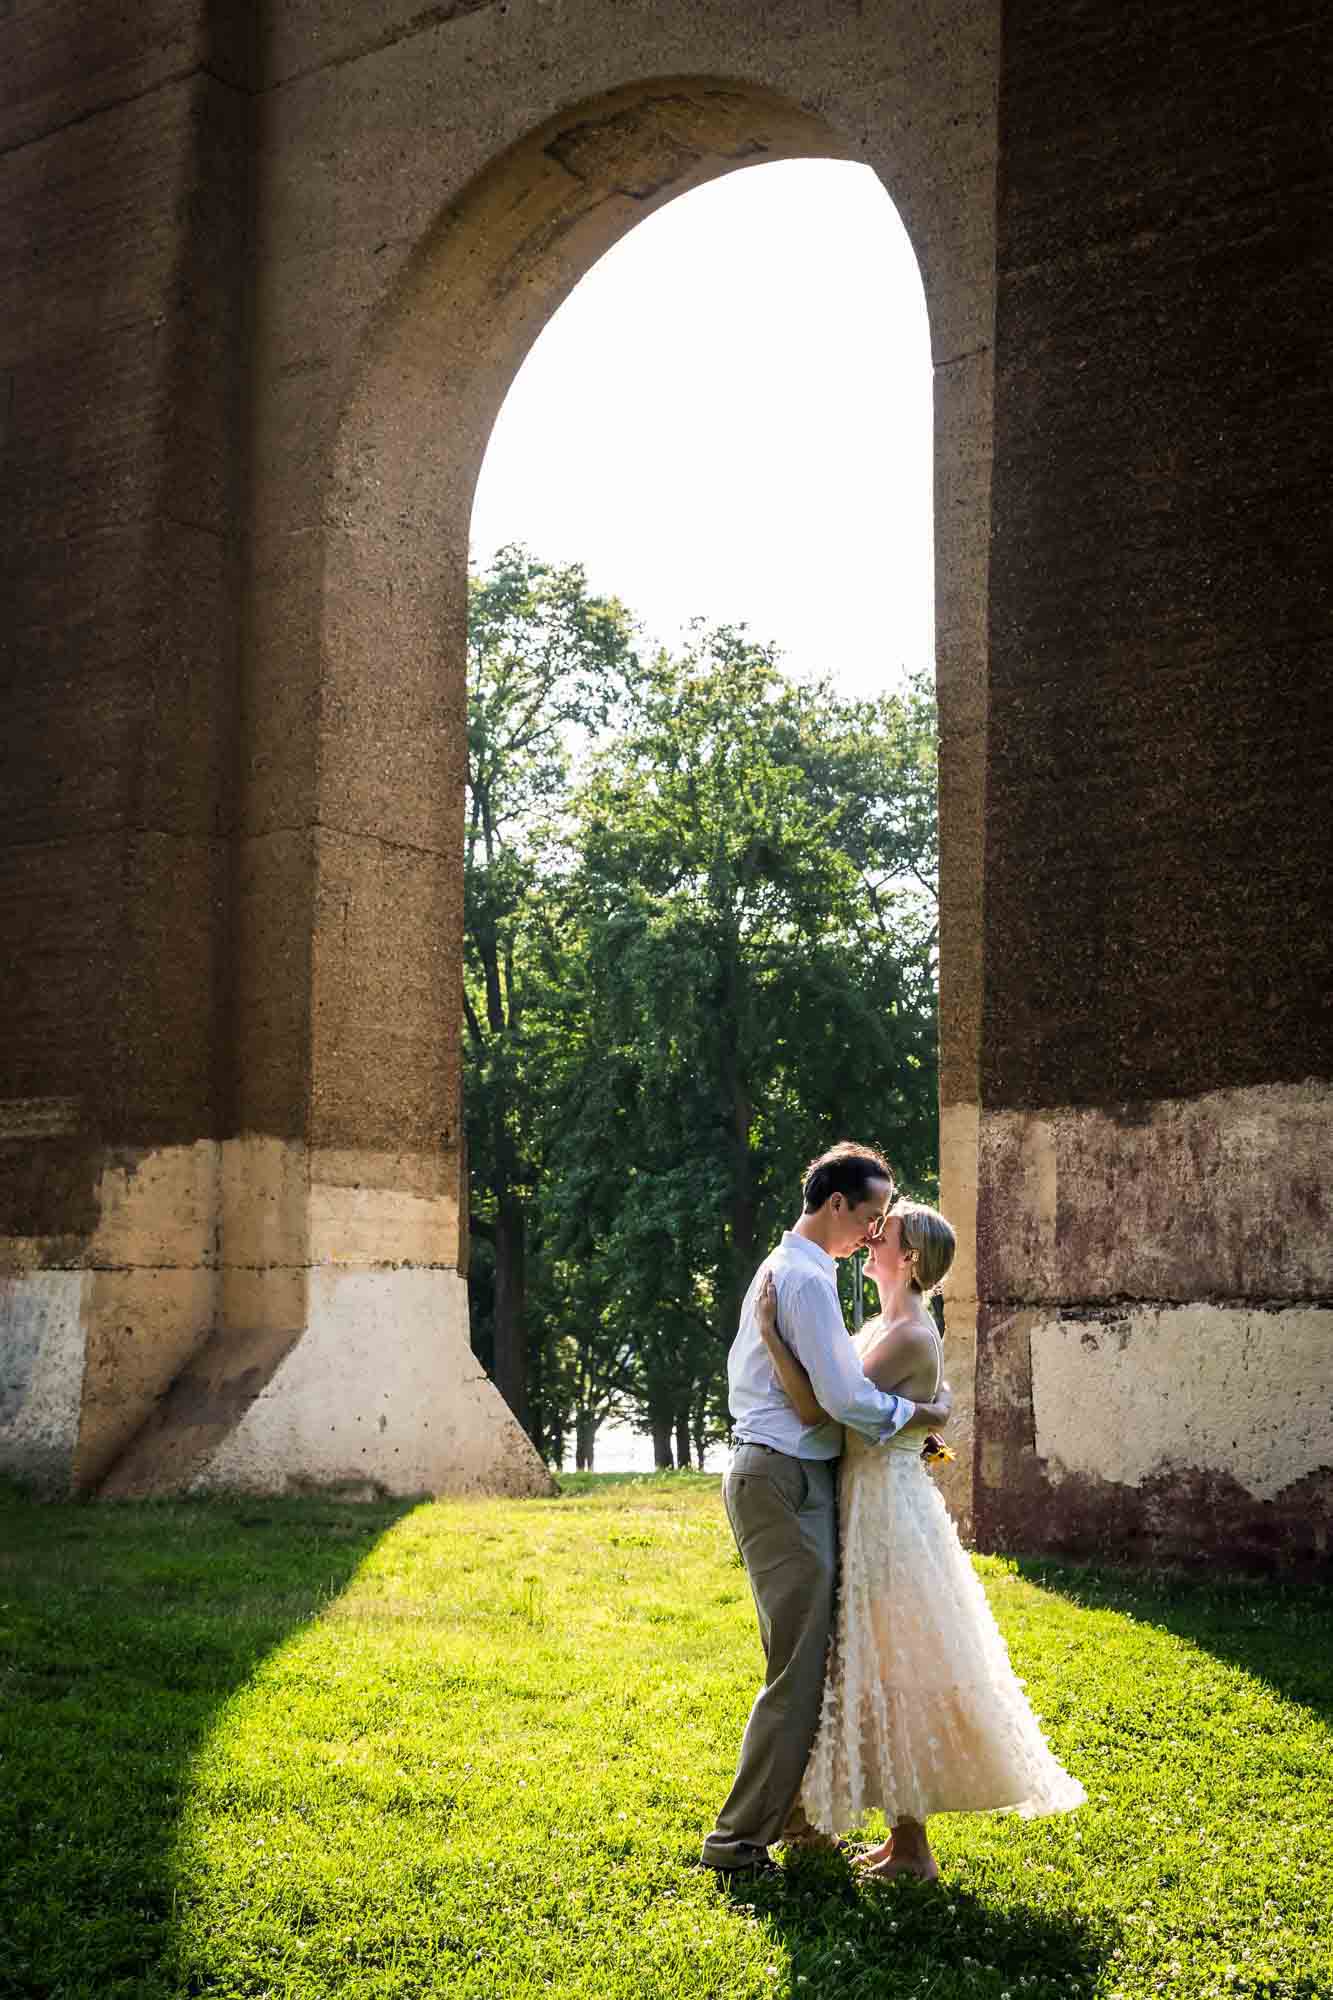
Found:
[910,1380,952,1432]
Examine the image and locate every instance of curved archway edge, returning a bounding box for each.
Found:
[286,75,987,1518]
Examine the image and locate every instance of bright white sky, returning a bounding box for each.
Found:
[470,158,934,1471]
[470,157,934,703]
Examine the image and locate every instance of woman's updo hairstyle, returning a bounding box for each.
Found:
[891,1199,956,1297]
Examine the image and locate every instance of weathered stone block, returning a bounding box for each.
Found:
[309,828,462,1158]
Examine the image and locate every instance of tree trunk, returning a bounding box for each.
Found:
[493,1191,528,1433]
[727,1145,757,1341]
[691,1398,709,1473]
[478,899,531,1436]
[649,1408,674,1470]
[575,1412,598,1472]
[722,1105,757,1349]
[674,1411,691,1473]
[718,935,758,1347]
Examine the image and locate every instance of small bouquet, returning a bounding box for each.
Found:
[921,1433,955,1466]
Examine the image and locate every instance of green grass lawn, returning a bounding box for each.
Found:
[1,1473,1329,2000]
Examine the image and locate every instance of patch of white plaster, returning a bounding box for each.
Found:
[1031,1305,1333,1503]
[0,1270,90,1484]
[193,1266,551,1497]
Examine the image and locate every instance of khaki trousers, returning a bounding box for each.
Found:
[701,1444,837,1869]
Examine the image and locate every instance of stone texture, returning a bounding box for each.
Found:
[934,347,993,1126]
[0,835,129,1150]
[0,0,252,154]
[230,831,318,1142]
[1,52,248,1197]
[985,0,1333,1112]
[978,1083,1333,1306]
[308,1151,463,1268]
[220,1137,311,1270]
[0,1270,88,1490]
[7,0,1325,1554]
[90,1141,221,1272]
[72,1262,219,1491]
[99,1305,309,1500]
[308,829,463,1159]
[2,522,236,844]
[316,525,470,853]
[966,0,1333,1566]
[238,530,324,836]
[935,1100,982,1540]
[977,1300,1332,1568]
[1029,1303,1333,1508]
[0,829,227,1185]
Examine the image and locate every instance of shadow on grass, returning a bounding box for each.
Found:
[719,1854,1110,1999]
[0,1485,412,1999]
[1012,1556,1333,1727]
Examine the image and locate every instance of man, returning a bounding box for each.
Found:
[700,1141,953,1876]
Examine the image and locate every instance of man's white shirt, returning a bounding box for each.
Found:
[727,1231,917,1460]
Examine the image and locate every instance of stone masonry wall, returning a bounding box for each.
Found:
[1,0,997,1506]
[2,0,1326,1545]
[978,0,1333,1564]
[0,6,251,1487]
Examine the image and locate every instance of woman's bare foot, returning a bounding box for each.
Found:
[861,1852,941,1882]
[856,1820,939,1882]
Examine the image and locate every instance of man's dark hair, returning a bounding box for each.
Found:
[801,1141,896,1214]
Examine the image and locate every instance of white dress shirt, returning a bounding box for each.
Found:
[727,1231,917,1460]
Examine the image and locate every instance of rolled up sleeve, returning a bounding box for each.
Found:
[785,1275,916,1442]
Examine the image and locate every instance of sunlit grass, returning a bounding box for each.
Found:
[1,1476,1328,1998]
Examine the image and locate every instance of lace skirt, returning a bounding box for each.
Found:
[801,1446,1086,1831]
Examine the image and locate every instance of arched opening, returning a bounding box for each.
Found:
[221,74,986,1523]
[461,157,937,1474]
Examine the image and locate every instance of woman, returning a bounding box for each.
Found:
[755,1198,1084,1881]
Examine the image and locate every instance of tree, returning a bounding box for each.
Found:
[462,546,637,1438]
[462,553,941,1471]
[549,627,939,1461]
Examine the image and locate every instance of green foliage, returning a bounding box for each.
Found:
[463,549,940,1467]
[462,548,639,1445]
[3,1483,1330,1999]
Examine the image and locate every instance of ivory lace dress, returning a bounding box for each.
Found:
[801,1320,1085,1831]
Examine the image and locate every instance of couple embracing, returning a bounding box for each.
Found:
[702,1142,1083,1883]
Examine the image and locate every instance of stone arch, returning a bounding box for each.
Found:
[8,5,1327,1561]
[287,77,973,1496]
[309,79,874,1195]
[319,79,863,881]
[228,73,983,1515]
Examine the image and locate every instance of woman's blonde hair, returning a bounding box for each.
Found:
[891,1198,956,1297]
